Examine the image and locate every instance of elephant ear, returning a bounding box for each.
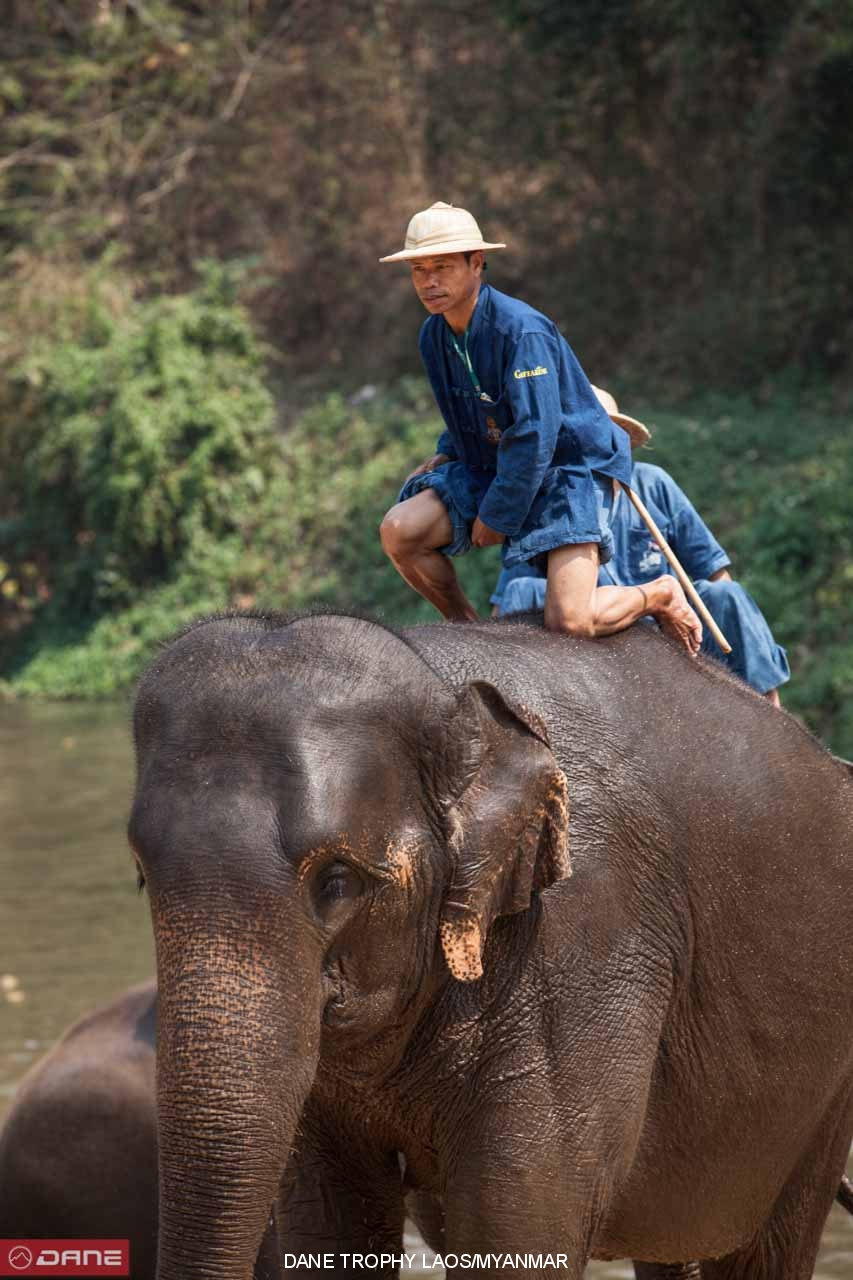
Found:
[439,681,571,982]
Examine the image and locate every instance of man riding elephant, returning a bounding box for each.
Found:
[378,201,702,653]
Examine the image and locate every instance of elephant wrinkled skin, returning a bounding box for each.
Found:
[0,982,703,1280]
[128,611,853,1280]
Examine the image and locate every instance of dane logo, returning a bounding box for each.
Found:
[0,1240,129,1277]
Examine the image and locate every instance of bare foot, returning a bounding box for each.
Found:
[649,577,703,656]
[764,687,782,708]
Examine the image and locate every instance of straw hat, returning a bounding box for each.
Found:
[591,385,650,448]
[379,201,507,263]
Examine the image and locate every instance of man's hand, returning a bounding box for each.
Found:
[649,577,703,656]
[404,453,450,484]
[471,517,505,548]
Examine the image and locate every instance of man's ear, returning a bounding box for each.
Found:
[439,681,570,982]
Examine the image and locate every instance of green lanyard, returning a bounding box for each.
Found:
[449,328,493,403]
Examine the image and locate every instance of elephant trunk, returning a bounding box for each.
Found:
[152,897,322,1280]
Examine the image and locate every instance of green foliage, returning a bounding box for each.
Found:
[0,371,502,699]
[0,262,275,670]
[9,556,235,699]
[5,351,850,757]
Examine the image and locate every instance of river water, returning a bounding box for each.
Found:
[1,701,850,1277]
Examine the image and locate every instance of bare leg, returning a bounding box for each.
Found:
[765,688,781,707]
[380,489,479,622]
[545,544,703,654]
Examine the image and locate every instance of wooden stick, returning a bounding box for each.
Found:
[618,483,732,654]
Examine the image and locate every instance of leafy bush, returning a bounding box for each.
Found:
[3,334,850,760]
[1,372,502,697]
[1,262,275,638]
[9,560,235,699]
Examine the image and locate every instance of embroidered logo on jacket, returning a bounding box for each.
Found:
[638,542,663,575]
[513,366,548,379]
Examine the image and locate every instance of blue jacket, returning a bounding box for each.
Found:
[419,284,632,537]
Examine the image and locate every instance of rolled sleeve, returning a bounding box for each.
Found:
[476,334,561,536]
[669,500,730,581]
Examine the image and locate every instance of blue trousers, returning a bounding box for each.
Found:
[497,575,789,695]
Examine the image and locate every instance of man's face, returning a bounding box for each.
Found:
[409,252,483,317]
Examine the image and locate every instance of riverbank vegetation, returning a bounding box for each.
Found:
[1,3,851,753]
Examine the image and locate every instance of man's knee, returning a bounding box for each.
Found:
[701,579,739,608]
[381,490,453,561]
[544,598,596,639]
[698,579,746,632]
[379,507,413,559]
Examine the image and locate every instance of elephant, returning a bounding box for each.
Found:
[127,609,853,1280]
[0,982,159,1277]
[0,981,281,1280]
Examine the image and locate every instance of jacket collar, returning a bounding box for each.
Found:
[443,283,490,345]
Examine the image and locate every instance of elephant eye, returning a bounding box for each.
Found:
[313,862,363,916]
[132,855,146,894]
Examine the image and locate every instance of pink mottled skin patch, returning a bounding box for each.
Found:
[295,832,418,889]
[383,839,416,888]
[439,916,483,982]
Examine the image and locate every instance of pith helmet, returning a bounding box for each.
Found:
[379,201,507,263]
[591,385,651,449]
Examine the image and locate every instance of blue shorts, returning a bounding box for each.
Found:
[398,462,615,570]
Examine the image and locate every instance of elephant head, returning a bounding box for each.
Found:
[128,612,569,1280]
